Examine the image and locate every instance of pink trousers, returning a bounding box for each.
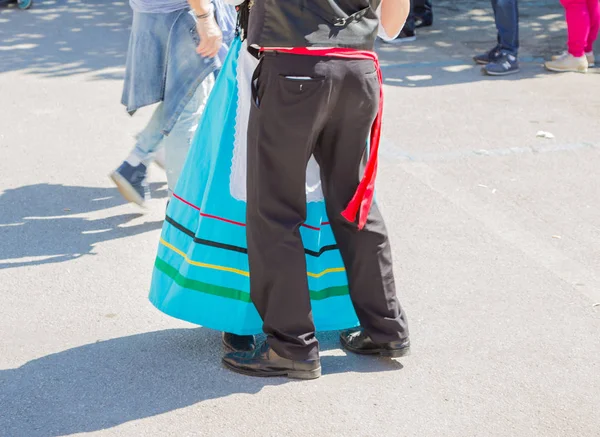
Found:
[560,0,600,56]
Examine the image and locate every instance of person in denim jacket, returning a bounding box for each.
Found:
[110,0,236,206]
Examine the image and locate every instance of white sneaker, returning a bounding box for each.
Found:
[551,51,568,61]
[545,53,588,73]
[551,51,594,67]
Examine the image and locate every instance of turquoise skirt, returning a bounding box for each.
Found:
[148,38,360,335]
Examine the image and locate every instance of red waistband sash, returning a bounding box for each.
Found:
[260,47,383,230]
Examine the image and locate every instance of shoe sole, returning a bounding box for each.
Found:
[385,36,417,44]
[109,171,147,208]
[483,67,520,76]
[551,62,595,67]
[222,359,322,380]
[341,339,411,358]
[474,59,490,65]
[544,65,588,73]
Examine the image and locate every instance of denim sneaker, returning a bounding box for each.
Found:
[473,46,502,65]
[483,52,520,76]
[110,161,150,207]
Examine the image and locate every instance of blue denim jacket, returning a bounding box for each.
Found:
[121,0,236,135]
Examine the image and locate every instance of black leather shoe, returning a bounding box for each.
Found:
[414,14,433,29]
[222,341,321,380]
[340,328,410,358]
[222,332,256,352]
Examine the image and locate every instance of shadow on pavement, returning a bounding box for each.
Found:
[1,0,571,86]
[378,0,570,88]
[0,0,131,79]
[1,0,582,88]
[0,328,405,436]
[318,330,406,375]
[0,329,282,437]
[0,183,168,269]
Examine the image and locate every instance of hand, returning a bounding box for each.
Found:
[195,14,223,58]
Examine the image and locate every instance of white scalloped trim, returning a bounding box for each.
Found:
[305,156,325,203]
[229,41,256,202]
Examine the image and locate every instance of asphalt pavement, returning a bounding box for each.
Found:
[1,1,599,436]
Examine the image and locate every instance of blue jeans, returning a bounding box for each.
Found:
[492,0,519,56]
[132,74,215,191]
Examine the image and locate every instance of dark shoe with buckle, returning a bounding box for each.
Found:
[340,328,410,358]
[222,332,256,352]
[222,341,321,380]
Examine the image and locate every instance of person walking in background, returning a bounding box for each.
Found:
[386,0,433,43]
[110,0,235,207]
[545,0,599,73]
[114,0,257,353]
[473,0,520,76]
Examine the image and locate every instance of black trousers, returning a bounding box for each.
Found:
[404,0,434,32]
[246,52,409,361]
[415,0,433,17]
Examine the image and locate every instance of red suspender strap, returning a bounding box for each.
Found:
[260,47,383,230]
